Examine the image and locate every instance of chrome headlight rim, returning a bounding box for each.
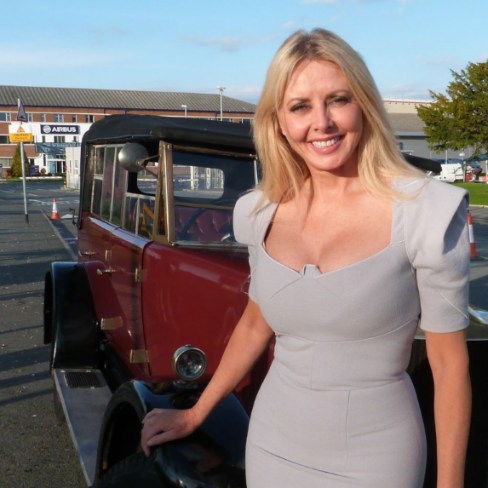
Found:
[172,345,207,382]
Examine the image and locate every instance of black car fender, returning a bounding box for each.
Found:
[44,261,99,369]
[96,380,249,487]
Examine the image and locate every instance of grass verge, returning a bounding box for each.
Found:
[453,182,488,206]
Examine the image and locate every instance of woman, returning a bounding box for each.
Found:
[141,29,471,487]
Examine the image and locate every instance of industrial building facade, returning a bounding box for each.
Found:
[0,86,256,178]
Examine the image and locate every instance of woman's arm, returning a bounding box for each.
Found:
[425,329,471,488]
[141,298,274,455]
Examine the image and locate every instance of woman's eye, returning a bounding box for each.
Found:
[290,103,309,112]
[328,96,350,107]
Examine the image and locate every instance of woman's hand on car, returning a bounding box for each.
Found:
[140,408,200,456]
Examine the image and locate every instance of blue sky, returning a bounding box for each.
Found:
[2,0,487,103]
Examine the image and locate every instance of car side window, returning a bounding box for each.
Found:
[123,162,159,238]
[171,150,255,243]
[90,145,127,224]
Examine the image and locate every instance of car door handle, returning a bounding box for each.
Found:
[96,268,116,276]
[79,250,97,257]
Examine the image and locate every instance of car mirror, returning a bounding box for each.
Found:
[118,143,150,172]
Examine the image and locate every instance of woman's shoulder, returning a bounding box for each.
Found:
[233,189,277,245]
[398,176,469,257]
[396,176,468,218]
[396,175,468,202]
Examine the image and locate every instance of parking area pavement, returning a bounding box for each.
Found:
[0,201,85,488]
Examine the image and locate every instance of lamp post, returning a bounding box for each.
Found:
[217,86,225,121]
[181,104,187,117]
[460,151,466,182]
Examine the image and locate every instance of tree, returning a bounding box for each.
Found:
[417,60,488,154]
[10,143,29,178]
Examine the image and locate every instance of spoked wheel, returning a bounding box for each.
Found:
[95,452,167,488]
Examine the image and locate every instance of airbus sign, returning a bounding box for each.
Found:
[41,124,80,135]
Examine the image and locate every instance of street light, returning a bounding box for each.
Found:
[217,86,225,121]
[460,151,466,182]
[181,104,187,117]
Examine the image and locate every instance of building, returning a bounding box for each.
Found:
[384,99,469,161]
[0,85,256,178]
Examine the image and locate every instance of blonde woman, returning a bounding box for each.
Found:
[142,29,471,487]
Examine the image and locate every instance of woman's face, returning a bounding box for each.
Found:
[277,59,363,178]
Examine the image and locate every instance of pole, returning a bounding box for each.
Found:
[217,86,225,121]
[20,140,29,224]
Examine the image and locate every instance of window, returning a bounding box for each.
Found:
[123,163,158,237]
[100,147,116,220]
[91,146,105,215]
[40,113,46,122]
[71,114,77,123]
[0,135,9,144]
[28,113,34,122]
[85,114,94,123]
[0,113,11,122]
[171,151,256,242]
[54,114,64,123]
[54,136,65,143]
[0,157,12,167]
[90,145,127,226]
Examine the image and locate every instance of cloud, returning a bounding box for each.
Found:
[229,85,263,103]
[415,55,459,69]
[184,35,276,53]
[0,44,120,69]
[380,82,432,101]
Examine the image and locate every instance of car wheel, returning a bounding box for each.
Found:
[95,452,168,488]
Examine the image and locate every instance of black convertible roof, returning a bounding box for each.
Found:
[82,114,255,152]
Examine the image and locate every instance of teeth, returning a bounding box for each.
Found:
[312,137,340,148]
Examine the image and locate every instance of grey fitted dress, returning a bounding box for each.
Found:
[233,177,470,488]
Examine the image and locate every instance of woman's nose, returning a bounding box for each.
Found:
[312,105,333,131]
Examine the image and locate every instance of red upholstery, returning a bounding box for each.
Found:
[175,207,232,242]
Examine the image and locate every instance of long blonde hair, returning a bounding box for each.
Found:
[253,28,420,202]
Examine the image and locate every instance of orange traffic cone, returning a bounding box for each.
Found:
[468,210,477,260]
[51,198,60,220]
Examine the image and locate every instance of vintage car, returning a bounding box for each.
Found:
[44,114,488,488]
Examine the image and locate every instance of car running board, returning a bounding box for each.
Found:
[53,368,111,487]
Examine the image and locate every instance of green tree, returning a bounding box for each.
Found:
[417,60,488,154]
[10,143,29,178]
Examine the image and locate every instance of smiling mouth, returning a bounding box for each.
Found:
[311,136,341,148]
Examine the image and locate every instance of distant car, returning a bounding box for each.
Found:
[433,162,464,182]
[467,161,482,177]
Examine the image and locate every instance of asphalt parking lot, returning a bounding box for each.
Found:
[0,181,85,488]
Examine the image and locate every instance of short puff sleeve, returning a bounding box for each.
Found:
[233,190,275,301]
[404,178,470,333]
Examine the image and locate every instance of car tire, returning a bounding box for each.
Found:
[95,452,168,488]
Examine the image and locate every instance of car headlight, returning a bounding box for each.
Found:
[172,345,207,382]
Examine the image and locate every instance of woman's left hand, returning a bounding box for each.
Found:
[140,407,200,456]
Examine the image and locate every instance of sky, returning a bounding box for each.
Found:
[2,0,487,104]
